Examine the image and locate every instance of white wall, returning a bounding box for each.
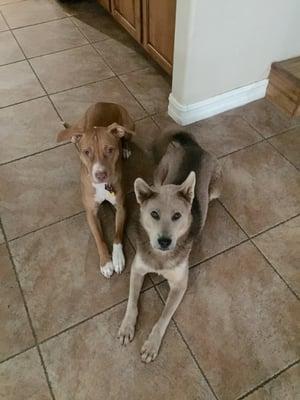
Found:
[170,0,300,122]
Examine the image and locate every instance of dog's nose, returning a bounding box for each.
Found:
[158,237,172,250]
[95,171,107,182]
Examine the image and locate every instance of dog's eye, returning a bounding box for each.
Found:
[172,212,181,221]
[105,146,114,155]
[83,149,90,157]
[151,211,160,220]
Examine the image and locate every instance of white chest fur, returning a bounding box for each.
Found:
[92,183,116,206]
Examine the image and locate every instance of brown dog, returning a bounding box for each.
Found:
[57,102,135,278]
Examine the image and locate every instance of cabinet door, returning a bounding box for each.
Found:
[97,0,110,12]
[111,0,142,41]
[143,0,176,74]
[142,0,176,74]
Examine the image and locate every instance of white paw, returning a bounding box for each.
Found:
[100,261,114,278]
[117,319,135,345]
[122,148,131,159]
[112,243,125,274]
[140,333,161,363]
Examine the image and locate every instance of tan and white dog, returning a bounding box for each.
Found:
[57,102,135,278]
[118,132,222,362]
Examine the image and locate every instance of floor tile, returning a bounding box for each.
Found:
[192,114,262,157]
[119,66,171,114]
[0,60,44,107]
[153,111,195,132]
[153,111,262,158]
[220,141,300,236]
[158,242,300,400]
[268,126,300,169]
[71,12,129,43]
[1,0,67,29]
[0,31,24,65]
[30,45,114,93]
[0,97,62,164]
[50,77,146,123]
[0,144,82,240]
[10,209,148,341]
[0,13,8,31]
[190,201,247,265]
[245,363,300,400]
[0,244,34,361]
[253,216,300,297]
[0,348,51,400]
[134,117,161,154]
[94,36,150,75]
[41,288,215,400]
[235,99,298,138]
[14,18,88,58]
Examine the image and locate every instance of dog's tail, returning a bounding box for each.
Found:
[152,129,197,164]
[171,131,198,148]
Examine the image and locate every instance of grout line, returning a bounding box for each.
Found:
[0,218,56,400]
[152,284,220,400]
[236,359,300,400]
[251,239,300,301]
[266,138,300,171]
[218,200,300,301]
[217,138,265,160]
[8,210,85,243]
[0,142,69,167]
[44,74,117,97]
[0,343,36,366]
[0,94,47,110]
[3,15,70,31]
[250,212,300,240]
[38,285,154,346]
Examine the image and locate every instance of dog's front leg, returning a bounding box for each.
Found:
[118,256,145,345]
[141,268,188,363]
[86,207,114,278]
[112,201,126,274]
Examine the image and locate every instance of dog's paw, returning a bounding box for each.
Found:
[100,261,114,278]
[140,333,161,363]
[122,148,132,160]
[117,318,135,345]
[112,243,125,274]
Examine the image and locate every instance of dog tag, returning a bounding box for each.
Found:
[105,184,116,199]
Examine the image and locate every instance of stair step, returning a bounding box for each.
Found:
[267,56,300,117]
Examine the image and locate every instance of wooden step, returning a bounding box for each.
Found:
[267,56,300,117]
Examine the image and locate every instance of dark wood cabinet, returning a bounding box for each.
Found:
[98,0,176,74]
[111,0,142,42]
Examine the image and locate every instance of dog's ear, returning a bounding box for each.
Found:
[134,178,155,204]
[57,126,84,144]
[108,123,136,140]
[177,171,196,204]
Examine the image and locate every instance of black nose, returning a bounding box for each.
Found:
[158,237,172,250]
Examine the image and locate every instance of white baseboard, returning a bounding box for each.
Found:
[168,79,268,125]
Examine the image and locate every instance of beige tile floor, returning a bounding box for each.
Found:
[0,1,299,399]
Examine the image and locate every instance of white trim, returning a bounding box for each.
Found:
[168,79,268,125]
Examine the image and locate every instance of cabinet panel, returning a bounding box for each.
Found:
[111,0,141,41]
[142,0,176,74]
